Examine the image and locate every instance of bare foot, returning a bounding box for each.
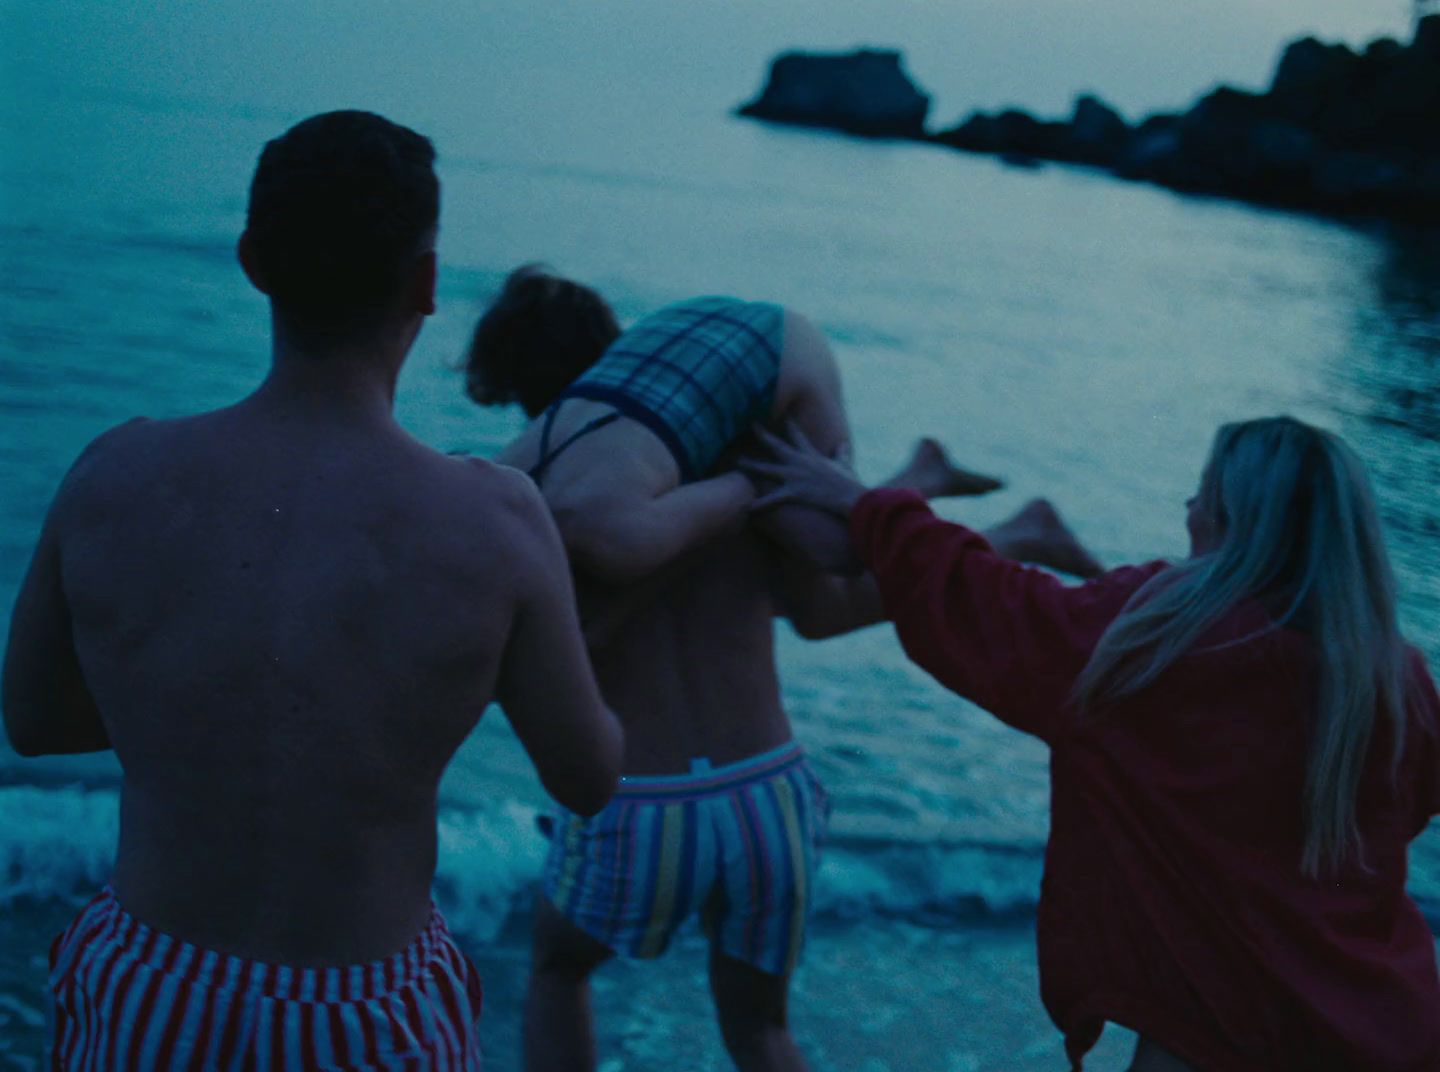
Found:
[984,498,1105,579]
[886,437,1004,498]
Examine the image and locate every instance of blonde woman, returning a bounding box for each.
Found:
[744,416,1440,1071]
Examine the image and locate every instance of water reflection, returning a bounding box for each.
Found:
[1364,225,1440,440]
[1334,223,1440,655]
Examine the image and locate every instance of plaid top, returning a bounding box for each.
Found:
[557,296,784,480]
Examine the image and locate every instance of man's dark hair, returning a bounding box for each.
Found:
[245,110,439,344]
[464,265,621,417]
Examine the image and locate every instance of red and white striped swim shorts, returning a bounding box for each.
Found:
[48,886,484,1070]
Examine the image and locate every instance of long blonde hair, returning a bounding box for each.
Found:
[1074,417,1409,876]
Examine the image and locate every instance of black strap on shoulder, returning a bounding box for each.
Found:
[528,404,622,486]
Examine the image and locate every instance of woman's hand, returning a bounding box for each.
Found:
[741,423,872,519]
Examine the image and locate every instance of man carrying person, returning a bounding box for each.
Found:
[520,471,1098,1072]
[2,110,622,1068]
[462,269,1104,1071]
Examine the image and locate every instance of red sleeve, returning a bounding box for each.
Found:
[850,488,1169,742]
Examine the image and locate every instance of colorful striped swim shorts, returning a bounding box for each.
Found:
[540,740,830,977]
[48,887,484,1070]
[555,296,785,481]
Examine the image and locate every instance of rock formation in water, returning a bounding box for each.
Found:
[934,95,1131,167]
[937,16,1440,220]
[739,17,1440,221]
[736,49,930,137]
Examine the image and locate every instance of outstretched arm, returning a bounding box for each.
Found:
[850,490,1164,738]
[495,475,625,815]
[751,426,1103,579]
[774,436,999,639]
[2,507,109,757]
[747,427,1157,738]
[775,501,1107,639]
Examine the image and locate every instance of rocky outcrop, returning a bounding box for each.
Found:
[1067,96,1131,164]
[739,17,1440,221]
[736,49,930,137]
[929,15,1440,220]
[933,95,1130,167]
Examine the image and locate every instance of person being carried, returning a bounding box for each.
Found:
[2,111,622,1070]
[744,417,1440,1072]
[464,292,1104,1072]
[468,265,1006,582]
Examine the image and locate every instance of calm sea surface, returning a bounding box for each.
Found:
[1,2,1436,1066]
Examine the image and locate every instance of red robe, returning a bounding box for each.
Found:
[852,488,1440,1071]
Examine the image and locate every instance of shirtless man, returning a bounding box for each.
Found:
[462,282,1102,1070]
[2,111,622,1069]
[516,463,1100,1072]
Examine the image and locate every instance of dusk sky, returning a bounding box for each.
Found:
[6,0,1417,126]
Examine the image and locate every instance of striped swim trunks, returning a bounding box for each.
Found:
[47,887,483,1070]
[540,740,830,977]
[554,296,785,480]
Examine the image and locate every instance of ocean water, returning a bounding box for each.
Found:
[2,2,1438,1068]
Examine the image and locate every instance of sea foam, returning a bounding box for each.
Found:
[7,785,1432,940]
[0,786,1049,936]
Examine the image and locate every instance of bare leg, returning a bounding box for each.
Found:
[709,948,810,1072]
[524,897,615,1072]
[1128,1037,1200,1072]
[983,498,1105,579]
[882,437,1003,499]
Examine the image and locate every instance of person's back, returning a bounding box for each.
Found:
[526,524,837,1072]
[586,528,792,772]
[1041,618,1440,1071]
[5,110,621,1068]
[57,403,568,961]
[473,268,874,583]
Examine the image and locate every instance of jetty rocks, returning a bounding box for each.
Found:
[737,49,930,137]
[739,17,1440,222]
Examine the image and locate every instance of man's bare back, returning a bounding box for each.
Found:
[4,112,622,1009]
[37,398,580,962]
[586,526,796,773]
